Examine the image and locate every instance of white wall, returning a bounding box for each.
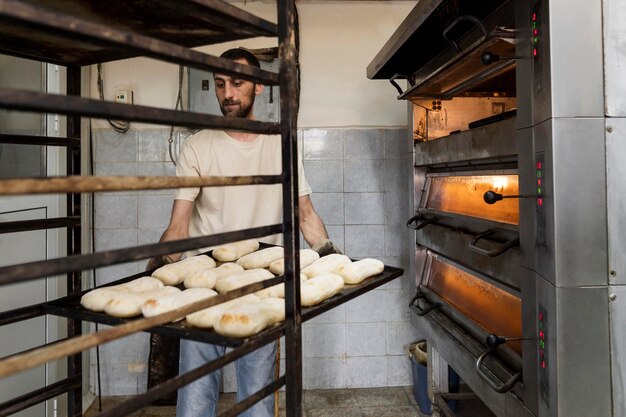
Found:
[90,1,415,129]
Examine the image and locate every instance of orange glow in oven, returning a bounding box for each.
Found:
[426,257,523,354]
[426,175,519,225]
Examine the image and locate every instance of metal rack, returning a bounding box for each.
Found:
[0,2,404,417]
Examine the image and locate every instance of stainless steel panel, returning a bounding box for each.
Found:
[414,117,517,166]
[607,118,626,285]
[536,279,611,417]
[603,0,626,117]
[532,118,607,287]
[416,225,522,291]
[609,285,626,417]
[528,0,604,124]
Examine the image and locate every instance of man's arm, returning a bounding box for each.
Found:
[146,199,194,269]
[298,195,342,256]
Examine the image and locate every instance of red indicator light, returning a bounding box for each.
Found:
[534,49,538,56]
[542,361,546,369]
[539,312,543,320]
[534,29,538,36]
[539,330,544,338]
[537,162,542,169]
[533,13,537,21]
[538,198,543,206]
[537,179,542,186]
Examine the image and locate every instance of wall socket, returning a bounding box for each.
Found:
[115,90,132,104]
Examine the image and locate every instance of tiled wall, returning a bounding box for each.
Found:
[89,126,420,395]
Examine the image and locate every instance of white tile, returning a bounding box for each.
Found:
[345,193,385,225]
[95,228,137,251]
[386,355,414,386]
[345,290,386,323]
[344,160,384,192]
[310,192,344,225]
[346,323,387,357]
[303,129,343,160]
[344,129,384,160]
[95,195,138,229]
[304,161,344,193]
[385,289,412,322]
[346,356,387,388]
[94,129,137,163]
[386,322,422,356]
[89,335,138,364]
[138,194,174,229]
[304,323,346,358]
[344,225,385,258]
[303,357,346,389]
[307,304,345,324]
[90,363,139,396]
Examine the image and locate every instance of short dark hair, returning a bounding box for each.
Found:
[220,48,261,68]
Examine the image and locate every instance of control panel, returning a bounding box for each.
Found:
[532,0,544,94]
[538,305,549,406]
[535,151,546,248]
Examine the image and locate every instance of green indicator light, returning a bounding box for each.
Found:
[540,340,545,348]
[538,187,542,194]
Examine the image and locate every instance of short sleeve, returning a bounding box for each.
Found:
[297,148,312,197]
[174,140,201,201]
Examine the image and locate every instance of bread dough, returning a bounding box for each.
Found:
[80,276,164,312]
[255,274,308,299]
[152,255,216,285]
[300,273,345,307]
[236,247,284,269]
[336,258,385,284]
[142,287,218,321]
[214,297,285,338]
[102,286,181,318]
[301,254,352,278]
[183,262,244,289]
[215,268,275,294]
[212,239,260,262]
[186,294,260,329]
[268,249,320,275]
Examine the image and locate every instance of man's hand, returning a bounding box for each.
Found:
[145,255,175,271]
[312,238,343,257]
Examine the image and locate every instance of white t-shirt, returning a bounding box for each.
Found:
[175,130,311,255]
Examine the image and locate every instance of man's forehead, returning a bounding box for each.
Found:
[214,58,250,80]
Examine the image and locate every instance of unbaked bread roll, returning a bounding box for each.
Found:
[215,268,275,294]
[183,263,244,289]
[212,240,260,262]
[152,255,216,285]
[103,286,181,317]
[142,288,217,321]
[301,254,352,278]
[300,273,345,307]
[255,274,308,299]
[214,297,285,338]
[186,294,260,329]
[268,249,320,275]
[80,276,164,312]
[236,247,284,269]
[336,258,385,284]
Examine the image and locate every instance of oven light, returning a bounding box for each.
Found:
[541,361,546,369]
[490,176,509,192]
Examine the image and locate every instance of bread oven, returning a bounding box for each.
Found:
[369,0,623,416]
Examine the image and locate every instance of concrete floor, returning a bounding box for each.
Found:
[84,386,496,417]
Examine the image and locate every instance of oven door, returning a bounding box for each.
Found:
[411,251,535,417]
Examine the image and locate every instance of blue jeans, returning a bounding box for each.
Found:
[176,339,277,417]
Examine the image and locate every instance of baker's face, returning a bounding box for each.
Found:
[214,58,264,119]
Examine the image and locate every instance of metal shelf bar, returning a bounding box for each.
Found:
[0,216,80,234]
[0,89,281,134]
[0,134,80,147]
[0,174,283,195]
[0,0,279,85]
[0,224,282,286]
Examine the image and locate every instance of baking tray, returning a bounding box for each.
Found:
[43,252,404,347]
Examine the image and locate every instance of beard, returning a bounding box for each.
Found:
[219,97,255,118]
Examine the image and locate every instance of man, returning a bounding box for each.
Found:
[148,48,339,417]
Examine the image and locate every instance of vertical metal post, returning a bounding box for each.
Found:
[277,0,303,416]
[66,64,83,417]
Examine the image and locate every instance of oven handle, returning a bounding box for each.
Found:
[442,15,488,54]
[406,215,436,231]
[389,73,415,96]
[475,346,522,393]
[468,230,519,257]
[409,289,442,316]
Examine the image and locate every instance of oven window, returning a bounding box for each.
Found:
[426,257,522,353]
[426,174,519,224]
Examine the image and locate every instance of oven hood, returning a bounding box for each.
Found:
[367,0,516,101]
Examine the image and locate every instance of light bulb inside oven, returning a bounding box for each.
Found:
[490,176,509,192]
